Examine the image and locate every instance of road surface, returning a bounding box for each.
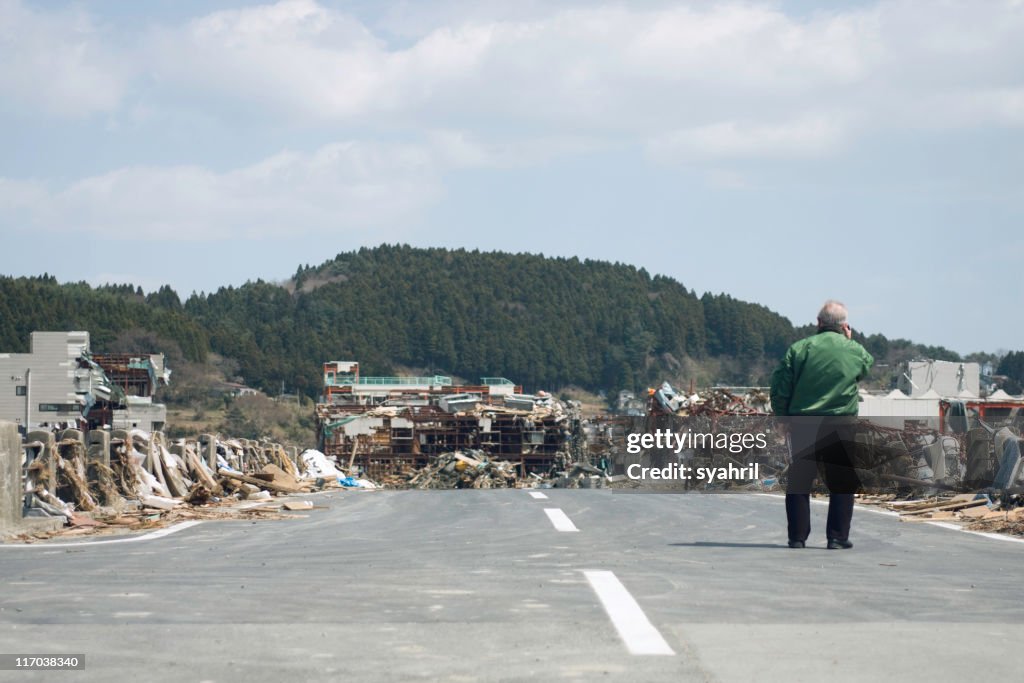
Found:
[2,489,1021,682]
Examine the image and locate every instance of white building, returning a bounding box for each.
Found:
[0,331,108,430]
[898,359,980,398]
[0,331,169,432]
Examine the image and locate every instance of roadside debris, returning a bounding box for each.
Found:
[858,492,1024,535]
[7,428,345,544]
[316,363,583,480]
[389,450,519,490]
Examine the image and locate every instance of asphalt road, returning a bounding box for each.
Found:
[1,489,1022,682]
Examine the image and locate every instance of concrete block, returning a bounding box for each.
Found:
[1,421,22,530]
[924,441,946,480]
[200,434,217,469]
[59,428,85,446]
[965,428,994,489]
[994,433,1022,490]
[25,430,56,497]
[87,430,111,467]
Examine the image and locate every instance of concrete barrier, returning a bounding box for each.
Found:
[1,421,21,530]
[87,430,111,467]
[25,430,56,496]
[200,434,217,469]
[59,428,85,446]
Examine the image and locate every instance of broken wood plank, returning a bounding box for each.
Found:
[159,449,190,499]
[141,494,180,510]
[218,468,300,494]
[901,498,988,516]
[886,499,934,508]
[69,512,104,527]
[185,449,222,495]
[453,452,484,467]
[347,437,359,474]
[960,505,993,519]
[260,463,301,488]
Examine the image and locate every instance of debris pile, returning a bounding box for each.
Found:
[11,428,349,543]
[861,492,1024,536]
[652,382,771,417]
[637,379,1024,497]
[840,420,1024,497]
[547,460,607,489]
[317,370,581,479]
[391,450,519,489]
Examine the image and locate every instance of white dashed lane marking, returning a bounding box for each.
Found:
[584,570,676,656]
[544,508,579,532]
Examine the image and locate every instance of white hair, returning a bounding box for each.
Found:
[817,300,848,327]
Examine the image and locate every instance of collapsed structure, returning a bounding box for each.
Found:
[626,360,1024,498]
[315,361,581,478]
[0,331,170,433]
[3,419,352,541]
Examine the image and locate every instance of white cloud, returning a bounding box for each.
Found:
[0,0,127,117]
[0,141,443,240]
[648,115,849,161]
[6,0,1024,141]
[0,129,607,241]
[2,0,1023,242]
[426,129,601,167]
[146,0,395,120]
[130,0,1024,142]
[144,2,882,129]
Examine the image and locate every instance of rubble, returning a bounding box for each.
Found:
[650,382,771,417]
[381,450,520,490]
[299,449,345,480]
[316,362,581,479]
[5,426,345,544]
[546,459,608,489]
[858,492,1024,536]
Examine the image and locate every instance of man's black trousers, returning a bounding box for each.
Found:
[785,417,860,543]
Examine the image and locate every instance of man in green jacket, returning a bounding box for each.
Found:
[770,300,873,549]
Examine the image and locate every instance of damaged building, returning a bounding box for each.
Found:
[315,361,578,478]
[0,331,170,434]
[91,353,171,431]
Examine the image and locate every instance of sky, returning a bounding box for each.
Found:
[1,0,1021,355]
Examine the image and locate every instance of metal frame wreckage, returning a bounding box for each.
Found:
[315,362,583,479]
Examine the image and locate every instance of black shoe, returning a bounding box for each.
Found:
[788,540,805,548]
[827,539,853,549]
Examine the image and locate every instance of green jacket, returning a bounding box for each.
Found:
[770,330,874,417]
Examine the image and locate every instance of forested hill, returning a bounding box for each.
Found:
[0,245,966,397]
[189,245,794,393]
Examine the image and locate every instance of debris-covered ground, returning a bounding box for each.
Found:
[623,380,1024,532]
[367,449,610,490]
[377,450,518,489]
[10,393,1024,543]
[7,429,380,544]
[857,493,1024,536]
